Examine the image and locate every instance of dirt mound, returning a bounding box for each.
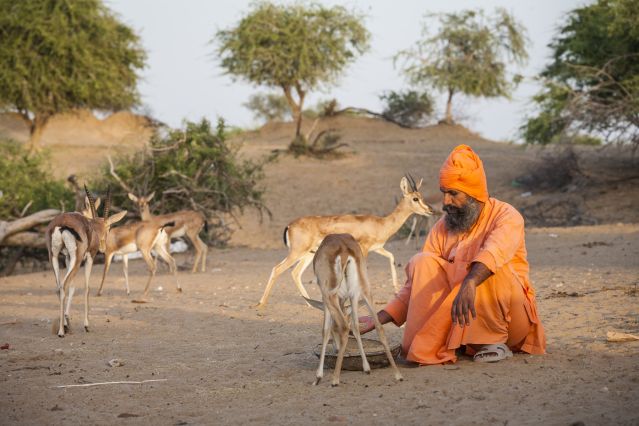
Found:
[0,110,154,180]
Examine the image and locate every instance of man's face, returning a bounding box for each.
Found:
[441,187,482,233]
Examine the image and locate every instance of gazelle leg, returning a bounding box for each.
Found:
[122,255,130,295]
[257,253,303,307]
[155,242,180,292]
[324,299,348,387]
[188,232,207,273]
[314,307,332,386]
[373,247,399,292]
[363,294,403,381]
[83,256,93,331]
[97,252,114,296]
[65,286,75,326]
[141,249,157,297]
[290,253,313,300]
[349,295,370,374]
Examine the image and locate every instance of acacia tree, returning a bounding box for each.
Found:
[215,2,369,151]
[520,0,639,152]
[0,0,146,150]
[397,8,528,124]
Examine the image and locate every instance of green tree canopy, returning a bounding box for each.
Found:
[521,0,639,151]
[0,0,146,149]
[397,8,528,124]
[215,1,370,152]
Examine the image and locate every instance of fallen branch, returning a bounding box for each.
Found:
[0,209,60,244]
[54,379,167,389]
[2,232,47,248]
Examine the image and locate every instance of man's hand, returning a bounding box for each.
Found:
[358,316,376,334]
[451,261,493,327]
[451,281,477,327]
[358,310,393,334]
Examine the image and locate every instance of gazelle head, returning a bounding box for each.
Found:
[84,186,127,252]
[127,192,154,219]
[400,175,434,217]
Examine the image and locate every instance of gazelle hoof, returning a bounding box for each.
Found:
[331,383,339,387]
[84,326,90,332]
[395,373,404,381]
[177,287,183,293]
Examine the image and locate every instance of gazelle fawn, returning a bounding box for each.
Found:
[128,192,208,273]
[45,187,126,337]
[312,233,403,386]
[258,175,433,307]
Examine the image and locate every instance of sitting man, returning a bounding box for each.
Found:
[360,144,545,365]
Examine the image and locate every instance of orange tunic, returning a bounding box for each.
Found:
[384,198,546,364]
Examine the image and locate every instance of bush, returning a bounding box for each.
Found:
[380,90,434,127]
[244,93,291,122]
[0,140,74,219]
[92,118,269,244]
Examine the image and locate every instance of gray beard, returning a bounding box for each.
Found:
[444,197,482,233]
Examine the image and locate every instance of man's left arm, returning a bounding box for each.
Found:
[451,207,525,326]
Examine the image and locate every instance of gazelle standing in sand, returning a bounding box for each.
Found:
[311,233,403,386]
[45,187,127,337]
[81,198,180,297]
[257,175,434,307]
[107,157,208,273]
[127,192,208,273]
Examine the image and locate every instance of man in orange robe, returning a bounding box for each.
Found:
[360,145,545,364]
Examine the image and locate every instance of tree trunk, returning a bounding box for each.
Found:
[294,84,306,138]
[2,232,46,248]
[443,89,455,125]
[28,114,50,152]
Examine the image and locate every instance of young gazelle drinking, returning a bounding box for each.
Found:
[311,233,403,386]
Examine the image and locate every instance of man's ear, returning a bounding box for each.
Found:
[400,177,409,195]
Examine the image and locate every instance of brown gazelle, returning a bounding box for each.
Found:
[80,198,179,297]
[311,234,402,386]
[107,157,208,273]
[127,192,208,273]
[45,187,127,337]
[257,175,433,307]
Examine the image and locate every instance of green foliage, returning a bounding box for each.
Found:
[397,8,528,123]
[0,140,74,219]
[521,0,639,149]
[244,93,291,122]
[92,118,268,243]
[380,90,434,128]
[0,0,146,145]
[215,1,369,147]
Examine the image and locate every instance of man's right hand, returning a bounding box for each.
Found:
[358,310,393,334]
[358,316,376,334]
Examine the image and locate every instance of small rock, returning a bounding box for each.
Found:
[50,404,63,411]
[107,358,125,367]
[601,386,609,392]
[0,343,10,350]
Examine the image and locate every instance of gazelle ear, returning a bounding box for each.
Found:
[400,177,409,195]
[416,178,423,191]
[145,192,155,202]
[94,197,101,210]
[106,210,127,226]
[127,193,138,203]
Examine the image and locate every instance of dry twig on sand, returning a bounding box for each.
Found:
[53,379,167,389]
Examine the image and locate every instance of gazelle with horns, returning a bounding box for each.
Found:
[107,156,208,273]
[45,187,127,337]
[80,198,179,297]
[257,175,434,307]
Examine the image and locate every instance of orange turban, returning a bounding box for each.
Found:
[439,145,489,202]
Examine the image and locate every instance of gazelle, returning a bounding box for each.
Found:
[106,157,208,273]
[45,187,126,337]
[311,233,402,386]
[81,198,179,297]
[257,175,433,307]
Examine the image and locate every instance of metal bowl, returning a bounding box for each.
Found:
[313,337,401,371]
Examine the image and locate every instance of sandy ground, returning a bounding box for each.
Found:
[1,223,638,425]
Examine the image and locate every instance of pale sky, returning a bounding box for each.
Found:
[106,0,583,142]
